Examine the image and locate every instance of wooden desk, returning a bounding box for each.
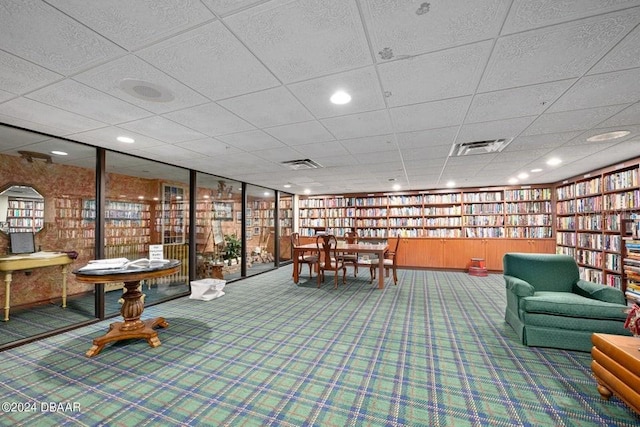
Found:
[73,260,181,357]
[591,333,640,415]
[0,252,73,321]
[293,242,388,289]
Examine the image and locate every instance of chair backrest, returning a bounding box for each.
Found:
[503,253,579,292]
[316,234,339,268]
[344,230,357,244]
[388,236,400,255]
[291,232,300,246]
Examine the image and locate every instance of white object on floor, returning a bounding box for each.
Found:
[190,279,226,301]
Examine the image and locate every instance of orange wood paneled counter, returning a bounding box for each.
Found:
[591,333,640,415]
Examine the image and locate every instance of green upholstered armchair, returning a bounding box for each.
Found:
[503,253,630,352]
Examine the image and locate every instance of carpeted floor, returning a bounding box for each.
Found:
[0,267,638,426]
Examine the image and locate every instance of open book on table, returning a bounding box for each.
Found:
[78,258,171,271]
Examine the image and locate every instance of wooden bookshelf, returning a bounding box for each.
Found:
[5,197,44,233]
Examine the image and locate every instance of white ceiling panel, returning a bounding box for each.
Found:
[225,0,371,82]
[390,97,471,133]
[47,0,215,51]
[378,41,492,108]
[118,116,206,143]
[173,138,242,157]
[524,105,628,136]
[548,68,640,112]
[0,0,124,75]
[362,0,509,58]
[396,128,458,150]
[217,130,286,152]
[456,116,537,143]
[480,9,640,92]
[321,110,393,140]
[467,80,574,124]
[70,126,166,151]
[163,102,255,137]
[596,103,640,128]
[27,79,152,124]
[137,21,279,100]
[219,86,314,128]
[73,55,210,114]
[0,51,62,95]
[288,67,385,118]
[265,121,335,146]
[341,135,395,154]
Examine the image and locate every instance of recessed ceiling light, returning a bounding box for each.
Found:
[330,90,351,105]
[392,184,401,191]
[547,157,562,166]
[51,150,67,156]
[508,178,518,185]
[263,191,270,196]
[446,180,455,188]
[304,189,311,194]
[517,172,529,180]
[117,136,135,143]
[283,184,292,188]
[530,168,542,173]
[586,130,630,142]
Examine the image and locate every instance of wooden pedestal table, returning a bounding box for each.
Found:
[73,260,181,357]
[591,333,640,415]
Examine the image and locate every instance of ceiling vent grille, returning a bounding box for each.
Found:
[281,159,323,170]
[450,138,513,157]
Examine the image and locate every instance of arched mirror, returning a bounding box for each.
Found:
[0,185,45,234]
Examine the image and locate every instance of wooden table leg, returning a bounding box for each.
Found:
[378,250,384,289]
[61,265,68,308]
[293,248,300,283]
[86,280,169,357]
[3,272,11,321]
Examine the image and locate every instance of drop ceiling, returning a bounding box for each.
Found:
[1,0,640,195]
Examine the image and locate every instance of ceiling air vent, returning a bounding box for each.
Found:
[450,138,513,157]
[281,159,323,170]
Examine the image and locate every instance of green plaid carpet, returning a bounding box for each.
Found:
[1,268,638,426]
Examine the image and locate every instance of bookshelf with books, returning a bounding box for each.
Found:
[462,190,504,238]
[156,184,186,245]
[555,162,639,286]
[4,197,44,233]
[623,216,640,304]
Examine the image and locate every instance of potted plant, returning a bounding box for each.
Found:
[223,234,241,265]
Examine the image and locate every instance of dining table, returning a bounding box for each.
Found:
[292,241,389,289]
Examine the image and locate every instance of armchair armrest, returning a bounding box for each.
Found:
[573,280,625,305]
[504,275,535,297]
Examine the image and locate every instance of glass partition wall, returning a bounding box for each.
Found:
[0,129,98,347]
[0,124,289,350]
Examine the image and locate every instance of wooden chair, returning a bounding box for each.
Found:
[316,234,346,289]
[291,232,318,278]
[369,236,400,285]
[338,230,359,276]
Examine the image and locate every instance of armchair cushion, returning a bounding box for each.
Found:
[522,292,628,320]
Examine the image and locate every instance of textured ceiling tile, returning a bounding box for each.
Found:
[390,97,471,133]
[502,0,640,33]
[264,121,335,146]
[201,0,265,16]
[0,51,62,95]
[396,127,459,150]
[524,105,628,135]
[362,0,509,58]
[47,0,215,50]
[378,41,492,107]
[456,116,535,143]
[321,110,393,140]
[0,0,124,75]
[575,124,640,144]
[217,130,286,151]
[0,125,50,151]
[590,25,640,73]
[250,146,303,162]
[27,79,152,124]
[0,97,106,134]
[340,135,396,154]
[70,126,167,150]
[547,68,640,112]
[163,102,255,136]
[293,140,350,158]
[467,80,574,123]
[219,86,314,128]
[596,102,640,127]
[119,116,206,143]
[0,90,13,103]
[225,0,371,82]
[288,67,385,118]
[480,9,640,91]
[137,21,279,100]
[73,55,209,114]
[506,131,582,151]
